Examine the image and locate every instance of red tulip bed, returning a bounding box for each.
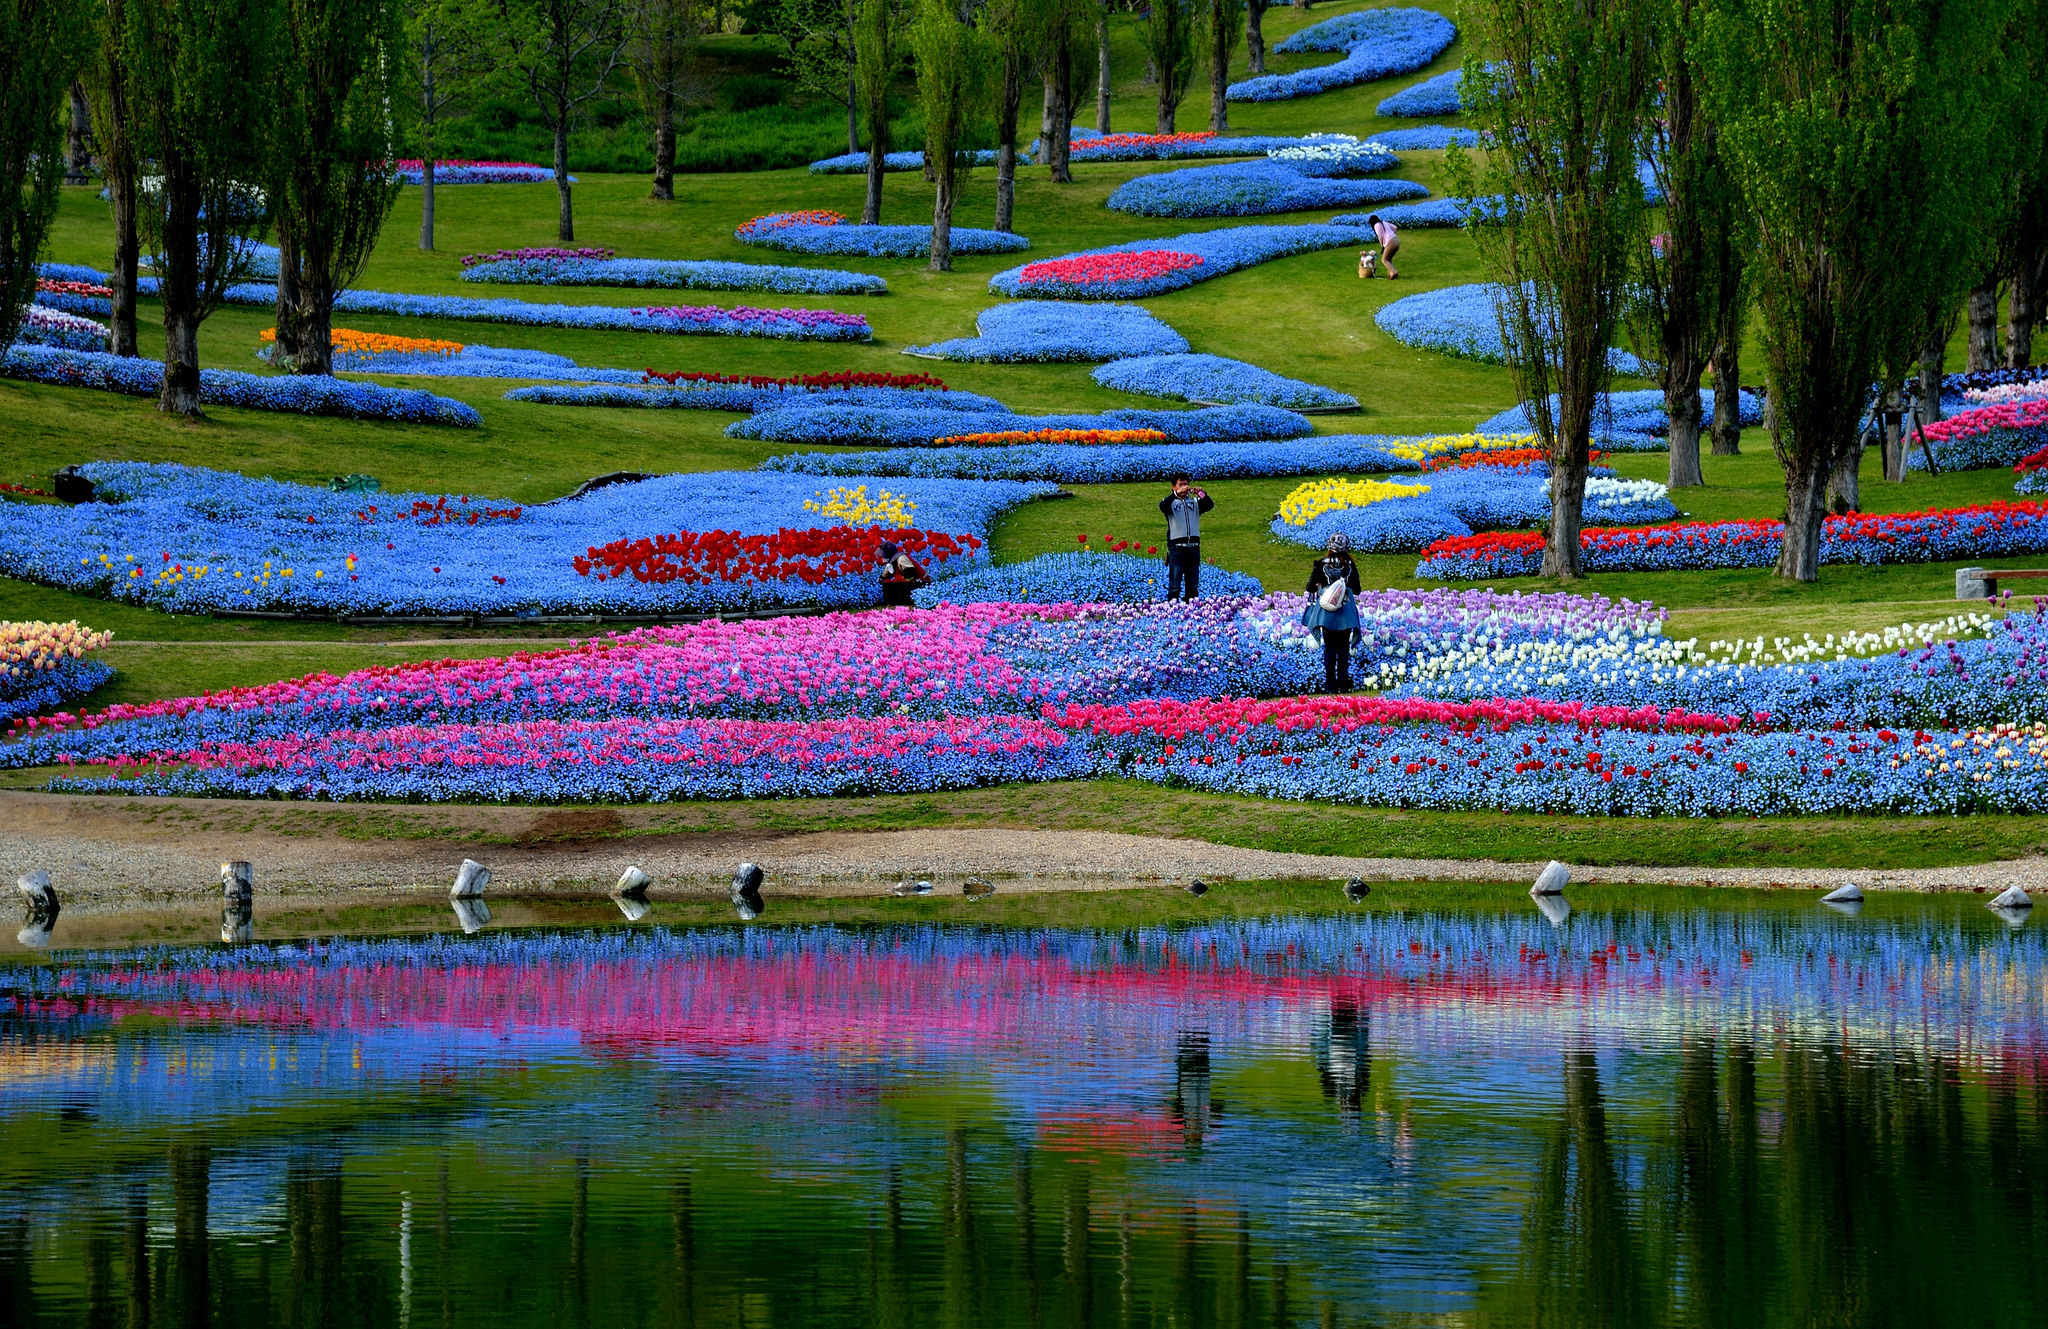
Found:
[1012,251,1205,296]
[640,369,949,391]
[1913,398,2048,471]
[2017,444,2048,495]
[572,527,983,587]
[1415,500,2048,579]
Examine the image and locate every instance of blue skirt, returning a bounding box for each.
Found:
[1301,597,1361,632]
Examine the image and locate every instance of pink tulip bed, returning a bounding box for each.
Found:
[12,591,2048,816]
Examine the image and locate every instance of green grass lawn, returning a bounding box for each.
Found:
[1,1,2039,863]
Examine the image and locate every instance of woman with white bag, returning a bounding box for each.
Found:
[1301,533,1363,693]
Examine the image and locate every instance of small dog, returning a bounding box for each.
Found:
[1358,249,1379,279]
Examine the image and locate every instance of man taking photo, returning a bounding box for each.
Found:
[1158,475,1214,601]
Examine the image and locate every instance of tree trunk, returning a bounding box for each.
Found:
[160,305,203,417]
[1047,55,1075,184]
[273,238,302,371]
[1777,451,1828,581]
[1247,5,1266,74]
[1096,14,1112,132]
[1542,446,1587,578]
[1709,341,1740,454]
[553,113,574,242]
[1209,12,1230,132]
[107,166,139,357]
[420,157,437,249]
[1666,382,1704,487]
[66,83,91,183]
[995,58,1021,233]
[1915,328,1946,430]
[651,88,676,200]
[296,274,334,377]
[1966,281,2001,372]
[930,165,955,272]
[157,176,204,417]
[864,135,887,224]
[2009,250,2040,368]
[847,72,859,154]
[1156,74,1176,135]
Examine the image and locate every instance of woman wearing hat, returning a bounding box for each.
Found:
[877,540,930,607]
[1302,533,1363,693]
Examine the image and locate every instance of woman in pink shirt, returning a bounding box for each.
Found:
[1368,214,1400,278]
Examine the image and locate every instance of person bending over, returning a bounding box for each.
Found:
[1159,475,1214,601]
[1367,214,1400,279]
[1302,533,1363,692]
[877,539,930,607]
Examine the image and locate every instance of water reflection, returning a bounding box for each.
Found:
[3,901,2048,1326]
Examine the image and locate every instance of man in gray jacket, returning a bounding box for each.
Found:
[1159,475,1214,600]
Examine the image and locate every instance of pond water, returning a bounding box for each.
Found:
[3,886,2045,1327]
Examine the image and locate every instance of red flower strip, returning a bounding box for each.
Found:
[572,526,982,586]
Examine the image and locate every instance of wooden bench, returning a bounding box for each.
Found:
[1958,567,2048,599]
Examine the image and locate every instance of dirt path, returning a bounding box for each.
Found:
[1,791,2039,906]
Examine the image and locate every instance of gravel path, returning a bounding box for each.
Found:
[0,792,2038,906]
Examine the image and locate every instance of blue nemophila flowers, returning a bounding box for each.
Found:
[0,463,1056,616]
[459,256,887,296]
[808,148,1002,172]
[914,551,1266,606]
[1092,354,1358,411]
[1377,282,1651,377]
[1378,70,1464,117]
[1106,160,1426,219]
[506,382,1006,411]
[991,223,1375,300]
[758,435,1441,483]
[1478,388,1766,438]
[1229,7,1456,103]
[1368,126,1483,150]
[736,216,1032,259]
[1272,470,1676,553]
[1,346,480,426]
[903,301,1190,362]
[730,403,1312,447]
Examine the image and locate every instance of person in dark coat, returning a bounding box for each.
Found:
[1158,475,1214,600]
[1302,532,1363,693]
[877,539,930,607]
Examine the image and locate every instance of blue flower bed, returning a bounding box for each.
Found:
[730,403,1314,447]
[2020,469,2048,496]
[0,656,114,723]
[35,262,107,285]
[1367,126,1482,150]
[760,435,1456,482]
[1330,199,1466,229]
[17,308,109,352]
[991,222,1374,300]
[0,463,1057,616]
[808,149,1002,172]
[395,164,567,185]
[506,382,1006,411]
[1065,132,1366,162]
[1273,470,1678,553]
[736,218,1032,259]
[1091,353,1357,410]
[1378,70,1463,117]
[914,551,1266,606]
[1229,7,1456,102]
[1376,282,1649,376]
[126,277,875,340]
[1106,160,1425,218]
[904,301,1190,362]
[0,345,481,426]
[1478,388,1766,438]
[459,257,887,295]
[31,289,112,317]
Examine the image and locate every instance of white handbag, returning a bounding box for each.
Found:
[1318,579,1350,613]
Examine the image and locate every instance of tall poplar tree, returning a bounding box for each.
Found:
[1144,0,1198,134]
[0,0,89,354]
[853,0,902,223]
[1447,0,1653,579]
[405,0,490,250]
[910,0,989,271]
[84,0,142,354]
[1036,0,1091,182]
[987,0,1033,233]
[631,0,701,201]
[125,0,280,417]
[271,0,404,377]
[496,0,629,242]
[1206,0,1242,132]
[1700,0,2013,579]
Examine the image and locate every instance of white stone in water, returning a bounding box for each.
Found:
[613,866,651,899]
[1532,893,1572,927]
[1343,877,1369,902]
[614,895,652,922]
[451,897,492,934]
[732,862,765,895]
[221,861,253,898]
[1530,861,1570,896]
[1820,883,1864,904]
[16,869,55,910]
[451,859,491,899]
[1989,885,2033,910]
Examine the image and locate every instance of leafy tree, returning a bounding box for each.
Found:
[1206,0,1242,132]
[1706,224,1749,456]
[83,0,142,355]
[759,0,860,154]
[493,0,629,242]
[124,0,281,417]
[910,0,989,270]
[0,0,90,355]
[853,0,904,222]
[1093,0,1112,131]
[1624,0,1741,489]
[1245,0,1270,74]
[1447,0,1653,579]
[404,0,492,250]
[1144,0,1197,134]
[1700,0,2014,578]
[270,0,405,377]
[2009,173,2048,367]
[986,0,1034,232]
[630,0,704,200]
[1036,0,1092,182]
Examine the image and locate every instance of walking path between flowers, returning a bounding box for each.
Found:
[3,792,2038,906]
